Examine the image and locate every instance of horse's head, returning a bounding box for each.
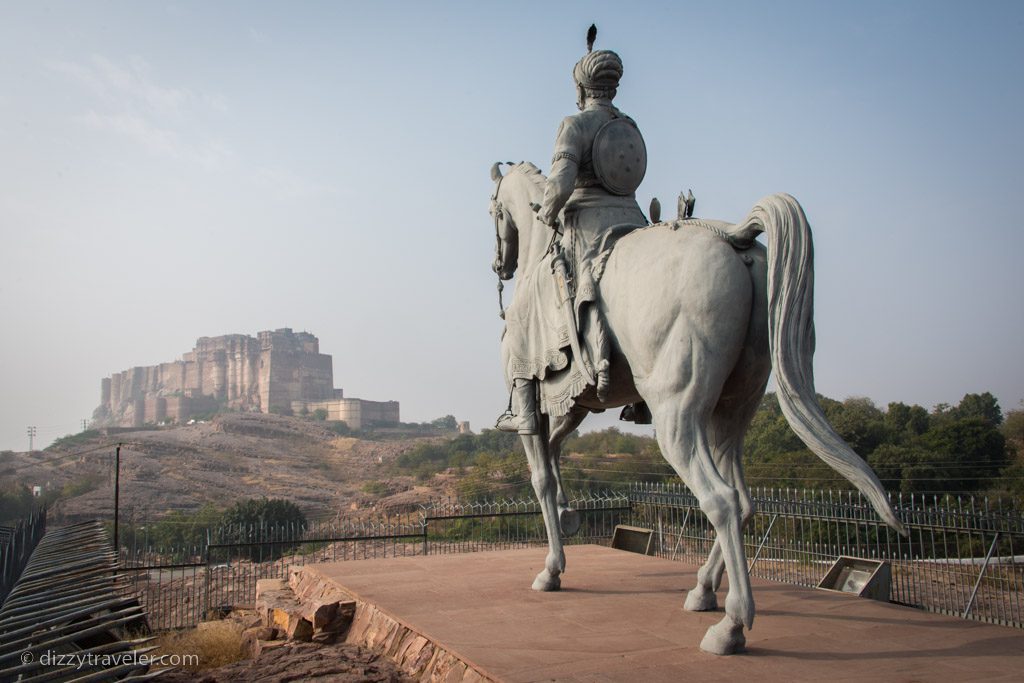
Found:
[489,161,547,281]
[490,161,519,281]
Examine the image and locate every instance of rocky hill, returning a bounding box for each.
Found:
[3,414,453,525]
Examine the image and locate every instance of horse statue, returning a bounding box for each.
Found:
[489,160,907,655]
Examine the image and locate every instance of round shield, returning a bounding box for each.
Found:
[592,118,647,196]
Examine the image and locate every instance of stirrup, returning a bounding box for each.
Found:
[495,409,538,435]
[495,409,518,432]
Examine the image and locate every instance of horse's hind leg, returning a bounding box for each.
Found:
[522,420,565,591]
[549,405,588,536]
[650,394,754,655]
[684,395,762,613]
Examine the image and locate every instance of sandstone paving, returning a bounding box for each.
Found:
[301,544,1024,682]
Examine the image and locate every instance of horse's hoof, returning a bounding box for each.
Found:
[532,570,561,592]
[559,508,581,536]
[683,586,718,612]
[699,619,746,656]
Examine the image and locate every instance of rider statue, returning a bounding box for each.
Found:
[496,26,649,435]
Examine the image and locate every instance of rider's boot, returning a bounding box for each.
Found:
[496,379,539,435]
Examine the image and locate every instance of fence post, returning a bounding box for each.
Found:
[422,520,429,556]
[204,528,212,622]
[963,532,999,620]
[748,514,778,574]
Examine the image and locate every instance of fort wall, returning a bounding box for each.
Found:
[291,399,401,430]
[93,329,394,428]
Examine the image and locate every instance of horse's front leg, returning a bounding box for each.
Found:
[522,424,564,591]
[549,404,588,536]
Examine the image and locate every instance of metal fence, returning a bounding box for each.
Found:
[0,507,47,605]
[0,521,158,682]
[119,484,1024,632]
[121,494,629,630]
[629,482,1024,627]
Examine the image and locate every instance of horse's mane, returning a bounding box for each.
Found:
[509,162,547,194]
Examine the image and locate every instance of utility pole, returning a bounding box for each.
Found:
[81,419,87,431]
[27,426,36,452]
[113,443,121,556]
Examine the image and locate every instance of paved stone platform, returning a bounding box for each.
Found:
[302,545,1024,682]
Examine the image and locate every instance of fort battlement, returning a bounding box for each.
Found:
[93,328,398,429]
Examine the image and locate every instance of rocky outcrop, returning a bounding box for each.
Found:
[245,568,492,681]
[253,577,355,647]
[157,641,411,683]
[282,567,494,682]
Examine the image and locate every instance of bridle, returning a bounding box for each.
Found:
[490,161,564,319]
[491,163,511,319]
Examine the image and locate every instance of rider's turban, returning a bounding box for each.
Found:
[573,49,623,90]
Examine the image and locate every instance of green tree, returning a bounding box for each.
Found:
[918,417,1009,492]
[1001,407,1023,463]
[743,393,805,462]
[824,397,887,457]
[884,402,930,443]
[431,415,458,431]
[0,483,35,524]
[140,503,223,552]
[219,498,307,561]
[953,392,1003,427]
[869,444,941,496]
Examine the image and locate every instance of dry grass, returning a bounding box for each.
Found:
[154,619,248,671]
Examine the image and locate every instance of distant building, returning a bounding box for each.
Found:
[92,328,399,430]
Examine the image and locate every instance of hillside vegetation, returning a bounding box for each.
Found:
[388,391,1021,501]
[1,392,1019,528]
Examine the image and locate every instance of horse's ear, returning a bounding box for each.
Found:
[490,162,503,182]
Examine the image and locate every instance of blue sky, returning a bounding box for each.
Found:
[1,1,1022,450]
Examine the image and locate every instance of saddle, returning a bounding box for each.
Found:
[562,222,651,422]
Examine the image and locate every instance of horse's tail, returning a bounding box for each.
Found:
[728,194,907,536]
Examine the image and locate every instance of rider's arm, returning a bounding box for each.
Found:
[538,117,583,226]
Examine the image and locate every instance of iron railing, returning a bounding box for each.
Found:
[0,507,47,605]
[120,494,629,630]
[119,485,1024,631]
[629,482,1024,627]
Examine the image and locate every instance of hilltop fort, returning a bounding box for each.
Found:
[92,328,398,429]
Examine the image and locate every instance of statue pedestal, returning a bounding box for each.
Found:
[295,545,1023,681]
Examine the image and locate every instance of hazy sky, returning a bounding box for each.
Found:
[1,1,1022,451]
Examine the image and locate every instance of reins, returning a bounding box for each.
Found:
[491,171,508,319]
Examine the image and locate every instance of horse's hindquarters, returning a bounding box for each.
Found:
[599,225,757,399]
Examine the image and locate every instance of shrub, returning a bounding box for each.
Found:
[361,480,388,495]
[327,420,350,435]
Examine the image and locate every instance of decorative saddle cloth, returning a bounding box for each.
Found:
[503,223,641,417]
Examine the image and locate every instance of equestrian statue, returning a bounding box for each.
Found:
[488,25,906,655]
